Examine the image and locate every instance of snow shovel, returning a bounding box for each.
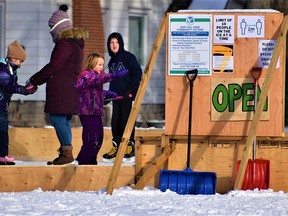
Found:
[235,67,270,190]
[159,69,217,195]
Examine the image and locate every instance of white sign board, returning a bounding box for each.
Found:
[237,16,265,38]
[258,40,280,68]
[214,15,234,44]
[168,14,212,76]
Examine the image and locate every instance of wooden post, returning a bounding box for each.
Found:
[133,136,176,190]
[234,16,288,190]
[106,14,167,195]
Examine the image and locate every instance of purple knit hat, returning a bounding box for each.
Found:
[48,4,72,41]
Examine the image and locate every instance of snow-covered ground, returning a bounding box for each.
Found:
[0,187,288,215]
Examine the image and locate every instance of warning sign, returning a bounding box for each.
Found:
[213,15,234,44]
[258,40,280,68]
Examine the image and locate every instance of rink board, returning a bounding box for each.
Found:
[0,128,287,193]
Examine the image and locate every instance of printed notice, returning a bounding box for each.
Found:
[214,15,234,44]
[213,45,233,73]
[237,16,265,38]
[258,40,279,68]
[168,14,212,76]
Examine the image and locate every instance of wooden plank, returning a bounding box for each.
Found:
[0,165,134,192]
[6,128,288,193]
[106,14,167,195]
[134,138,176,190]
[234,15,288,190]
[134,137,143,183]
[9,127,164,161]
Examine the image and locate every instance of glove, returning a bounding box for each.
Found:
[104,90,117,99]
[112,69,128,79]
[23,85,38,95]
[25,79,35,90]
[104,90,118,105]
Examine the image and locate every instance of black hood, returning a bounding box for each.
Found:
[107,32,124,57]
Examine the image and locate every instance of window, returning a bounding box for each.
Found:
[129,15,146,66]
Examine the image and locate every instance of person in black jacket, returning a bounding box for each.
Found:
[102,32,142,163]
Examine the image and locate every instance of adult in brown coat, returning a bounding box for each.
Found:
[26,4,89,165]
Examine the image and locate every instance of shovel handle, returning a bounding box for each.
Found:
[186,69,198,83]
[251,67,262,87]
[251,67,262,160]
[185,69,198,169]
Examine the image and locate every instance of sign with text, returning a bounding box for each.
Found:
[168,14,212,76]
[213,45,234,73]
[214,15,234,44]
[211,78,269,121]
[258,40,280,68]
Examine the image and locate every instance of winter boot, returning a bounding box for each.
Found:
[47,146,74,165]
[76,146,98,165]
[0,156,15,165]
[122,141,135,163]
[102,141,118,162]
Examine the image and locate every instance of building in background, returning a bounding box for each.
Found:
[1,0,172,127]
[1,0,287,127]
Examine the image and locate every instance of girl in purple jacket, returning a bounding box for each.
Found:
[75,53,128,165]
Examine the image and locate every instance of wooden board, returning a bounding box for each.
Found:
[9,127,164,162]
[3,128,288,193]
[137,135,288,194]
[0,165,134,192]
[165,11,285,136]
[1,128,163,192]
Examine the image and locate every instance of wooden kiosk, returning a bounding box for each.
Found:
[163,10,286,193]
[1,10,288,194]
[135,10,288,194]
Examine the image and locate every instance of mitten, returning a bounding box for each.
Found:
[23,86,38,95]
[104,90,118,105]
[104,90,118,99]
[25,79,35,90]
[112,69,128,79]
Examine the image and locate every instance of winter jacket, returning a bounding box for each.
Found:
[29,28,89,114]
[75,70,114,116]
[107,32,142,100]
[0,61,27,112]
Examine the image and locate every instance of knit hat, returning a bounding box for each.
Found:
[48,4,72,41]
[7,40,26,62]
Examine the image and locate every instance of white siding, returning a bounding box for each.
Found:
[7,0,171,104]
[101,0,172,104]
[5,0,72,101]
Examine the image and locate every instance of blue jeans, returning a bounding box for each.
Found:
[50,114,72,146]
[0,111,9,157]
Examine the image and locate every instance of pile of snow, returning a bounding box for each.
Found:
[0,187,288,215]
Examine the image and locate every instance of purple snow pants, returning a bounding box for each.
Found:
[77,115,103,165]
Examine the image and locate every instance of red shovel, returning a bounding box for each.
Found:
[235,67,270,190]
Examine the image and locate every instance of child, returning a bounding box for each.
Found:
[0,40,37,165]
[75,52,128,165]
[102,32,142,163]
